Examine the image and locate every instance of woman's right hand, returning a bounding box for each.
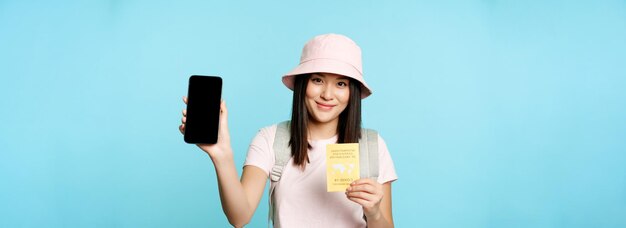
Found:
[180,96,234,163]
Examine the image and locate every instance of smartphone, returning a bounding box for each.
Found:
[184,75,222,144]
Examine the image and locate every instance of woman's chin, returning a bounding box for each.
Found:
[310,115,339,124]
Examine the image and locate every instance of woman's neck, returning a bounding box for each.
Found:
[307,118,338,140]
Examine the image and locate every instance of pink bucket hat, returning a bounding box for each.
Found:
[282,33,372,99]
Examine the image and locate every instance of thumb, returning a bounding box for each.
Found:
[218,100,230,140]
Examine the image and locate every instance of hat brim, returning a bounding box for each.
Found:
[282,58,372,99]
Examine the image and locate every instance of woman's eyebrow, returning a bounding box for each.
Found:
[337,76,349,80]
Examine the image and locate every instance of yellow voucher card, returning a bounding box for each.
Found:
[326,143,359,192]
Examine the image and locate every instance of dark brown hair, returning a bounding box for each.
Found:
[289,74,362,169]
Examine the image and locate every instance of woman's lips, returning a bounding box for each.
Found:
[316,102,335,111]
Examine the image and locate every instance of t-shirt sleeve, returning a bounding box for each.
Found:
[243,126,276,176]
[376,135,398,184]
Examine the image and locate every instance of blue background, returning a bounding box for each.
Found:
[1,0,625,227]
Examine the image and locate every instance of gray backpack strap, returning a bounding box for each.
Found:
[269,121,291,227]
[271,121,291,181]
[359,128,379,179]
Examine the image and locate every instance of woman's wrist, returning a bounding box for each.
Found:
[366,210,393,228]
[365,210,382,221]
[210,149,235,168]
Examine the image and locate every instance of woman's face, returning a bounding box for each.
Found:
[305,73,351,124]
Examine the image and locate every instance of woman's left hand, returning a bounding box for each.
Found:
[345,178,384,220]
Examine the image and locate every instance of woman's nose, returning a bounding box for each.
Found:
[320,85,333,100]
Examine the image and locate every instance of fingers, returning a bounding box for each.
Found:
[347,183,377,194]
[351,178,377,186]
[220,100,228,115]
[346,178,383,202]
[346,190,380,211]
[348,178,380,193]
[218,100,228,124]
[180,116,186,135]
[218,100,230,140]
[346,189,376,201]
[180,96,187,135]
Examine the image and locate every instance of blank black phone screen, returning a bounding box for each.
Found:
[184,75,222,144]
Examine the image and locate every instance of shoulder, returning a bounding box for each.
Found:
[257,123,278,137]
[245,122,286,174]
[250,121,289,149]
[255,121,288,139]
[361,127,387,142]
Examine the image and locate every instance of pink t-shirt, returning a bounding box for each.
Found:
[244,124,398,228]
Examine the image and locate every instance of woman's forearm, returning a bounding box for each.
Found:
[366,213,394,228]
[212,155,253,227]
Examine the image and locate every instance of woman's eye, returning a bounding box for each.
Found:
[337,81,348,87]
[311,78,323,83]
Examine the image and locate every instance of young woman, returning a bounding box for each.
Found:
[179,34,397,228]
